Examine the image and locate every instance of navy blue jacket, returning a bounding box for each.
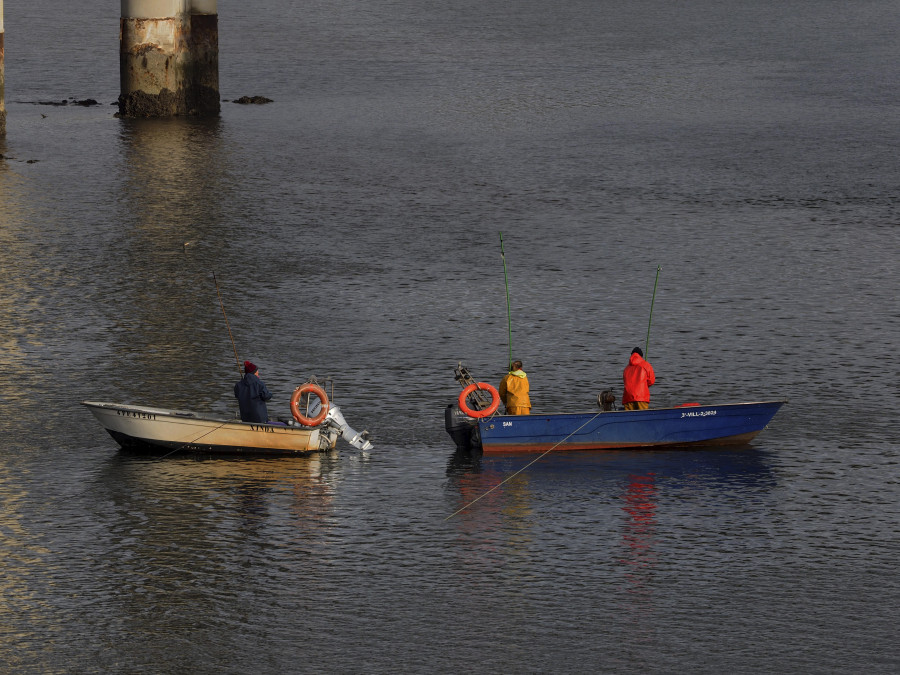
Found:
[234,373,273,423]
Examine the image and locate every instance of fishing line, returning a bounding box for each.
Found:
[500,232,512,370]
[645,265,661,358]
[151,273,244,458]
[155,419,234,461]
[444,411,605,521]
[214,272,243,378]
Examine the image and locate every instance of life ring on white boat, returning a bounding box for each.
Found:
[458,382,500,418]
[290,383,330,426]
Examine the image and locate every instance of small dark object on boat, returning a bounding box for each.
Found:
[597,390,616,411]
[234,96,274,105]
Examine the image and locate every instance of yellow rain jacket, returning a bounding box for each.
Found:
[499,370,531,415]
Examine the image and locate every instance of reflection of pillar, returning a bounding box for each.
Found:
[114,117,225,391]
[119,0,219,118]
[1,0,5,136]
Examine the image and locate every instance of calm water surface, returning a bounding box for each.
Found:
[1,0,898,672]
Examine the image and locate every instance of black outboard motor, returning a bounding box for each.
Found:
[445,404,479,451]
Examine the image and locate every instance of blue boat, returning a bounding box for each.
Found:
[446,365,786,453]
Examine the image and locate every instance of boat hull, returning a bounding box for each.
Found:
[462,401,785,453]
[83,401,333,456]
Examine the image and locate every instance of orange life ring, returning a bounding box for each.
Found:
[290,383,330,426]
[458,382,500,418]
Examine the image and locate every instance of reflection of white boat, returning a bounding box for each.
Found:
[83,397,373,456]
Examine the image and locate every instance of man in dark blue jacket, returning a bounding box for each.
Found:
[234,360,273,423]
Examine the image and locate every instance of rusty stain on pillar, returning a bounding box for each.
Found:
[119,1,219,118]
[1,0,6,135]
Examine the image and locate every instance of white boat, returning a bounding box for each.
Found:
[83,396,373,456]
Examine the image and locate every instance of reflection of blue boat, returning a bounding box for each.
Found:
[447,400,786,454]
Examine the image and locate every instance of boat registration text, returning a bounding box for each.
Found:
[116,410,157,420]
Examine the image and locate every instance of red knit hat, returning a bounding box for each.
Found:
[243,360,258,374]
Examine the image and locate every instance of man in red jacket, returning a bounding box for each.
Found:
[622,347,655,410]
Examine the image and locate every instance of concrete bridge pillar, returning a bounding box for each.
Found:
[1,0,6,135]
[119,0,219,118]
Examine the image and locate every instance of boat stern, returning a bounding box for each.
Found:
[445,403,480,451]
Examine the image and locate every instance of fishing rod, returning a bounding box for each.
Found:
[213,272,243,378]
[645,265,661,359]
[152,275,252,460]
[500,232,512,370]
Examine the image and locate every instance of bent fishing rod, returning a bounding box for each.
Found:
[151,273,245,460]
[213,272,243,378]
[500,232,513,371]
[645,265,661,359]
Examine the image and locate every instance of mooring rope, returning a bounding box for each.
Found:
[445,410,605,520]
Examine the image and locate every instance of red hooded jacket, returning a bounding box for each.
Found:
[622,353,655,404]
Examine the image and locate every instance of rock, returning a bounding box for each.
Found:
[233,96,274,105]
[35,98,100,107]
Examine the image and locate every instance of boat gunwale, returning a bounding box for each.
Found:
[477,399,788,421]
[81,400,301,429]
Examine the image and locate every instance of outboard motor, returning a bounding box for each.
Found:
[445,403,479,451]
[323,404,373,451]
[297,394,372,451]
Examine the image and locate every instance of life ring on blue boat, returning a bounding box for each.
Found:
[290,383,330,426]
[458,382,500,418]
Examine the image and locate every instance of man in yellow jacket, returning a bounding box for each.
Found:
[499,360,531,415]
